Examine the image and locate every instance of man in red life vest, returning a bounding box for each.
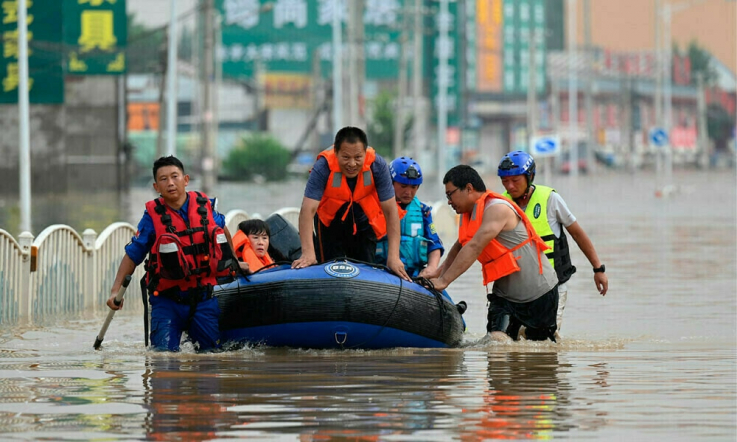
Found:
[427,165,559,342]
[106,156,239,351]
[291,127,410,281]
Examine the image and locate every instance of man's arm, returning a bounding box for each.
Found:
[419,249,442,278]
[565,221,608,295]
[380,198,411,281]
[106,254,138,310]
[430,204,516,290]
[292,197,320,268]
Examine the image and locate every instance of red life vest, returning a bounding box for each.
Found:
[459,191,549,286]
[231,230,274,272]
[145,191,227,297]
[315,146,387,238]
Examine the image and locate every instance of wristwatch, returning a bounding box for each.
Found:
[593,264,606,273]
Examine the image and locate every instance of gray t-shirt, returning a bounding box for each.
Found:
[304,154,395,231]
[487,199,558,303]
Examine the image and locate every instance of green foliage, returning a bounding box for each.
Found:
[366,90,413,159]
[706,103,734,146]
[366,91,395,158]
[682,40,719,86]
[225,134,291,181]
[127,13,165,74]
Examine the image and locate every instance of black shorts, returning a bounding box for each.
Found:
[487,285,559,341]
[314,216,377,264]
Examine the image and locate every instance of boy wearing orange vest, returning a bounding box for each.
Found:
[291,127,410,281]
[232,219,278,274]
[427,165,559,342]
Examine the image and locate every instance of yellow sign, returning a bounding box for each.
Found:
[78,10,116,52]
[476,0,503,92]
[263,73,312,109]
[2,61,33,92]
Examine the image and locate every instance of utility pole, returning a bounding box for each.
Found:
[654,0,662,130]
[583,0,595,172]
[412,0,425,161]
[393,6,410,159]
[331,0,343,133]
[663,2,673,188]
[527,25,537,146]
[347,0,364,127]
[437,0,450,185]
[18,0,31,233]
[567,0,578,177]
[458,0,467,157]
[165,0,178,156]
[201,0,216,194]
[696,72,708,166]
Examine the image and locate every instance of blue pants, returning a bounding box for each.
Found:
[149,295,221,352]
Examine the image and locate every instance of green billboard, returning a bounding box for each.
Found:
[63,0,127,75]
[217,0,406,80]
[0,0,64,103]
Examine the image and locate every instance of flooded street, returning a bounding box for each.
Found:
[0,168,735,440]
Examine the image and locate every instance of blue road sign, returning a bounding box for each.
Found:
[649,128,669,147]
[530,135,561,157]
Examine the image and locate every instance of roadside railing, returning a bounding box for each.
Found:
[0,204,458,325]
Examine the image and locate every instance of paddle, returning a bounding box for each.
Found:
[93,274,132,350]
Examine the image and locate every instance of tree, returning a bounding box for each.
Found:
[686,40,719,86]
[224,134,291,181]
[366,90,413,159]
[706,103,735,151]
[127,13,166,74]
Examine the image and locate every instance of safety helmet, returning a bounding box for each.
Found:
[389,157,423,185]
[497,150,536,184]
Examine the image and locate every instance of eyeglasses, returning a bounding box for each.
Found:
[445,187,461,200]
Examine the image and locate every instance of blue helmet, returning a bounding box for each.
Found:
[498,150,536,184]
[389,157,423,185]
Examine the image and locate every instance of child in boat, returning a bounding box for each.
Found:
[232,219,286,274]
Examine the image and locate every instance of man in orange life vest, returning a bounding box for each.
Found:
[106,156,239,352]
[291,126,410,281]
[427,165,560,342]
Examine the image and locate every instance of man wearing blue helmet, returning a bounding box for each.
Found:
[498,150,608,336]
[375,157,445,278]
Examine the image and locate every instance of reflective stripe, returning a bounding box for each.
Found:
[159,242,178,253]
[332,172,343,188]
[363,170,371,186]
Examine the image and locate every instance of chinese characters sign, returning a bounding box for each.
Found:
[63,0,127,75]
[502,0,545,93]
[217,0,405,80]
[0,0,64,103]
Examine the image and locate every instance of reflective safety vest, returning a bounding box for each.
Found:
[315,147,387,238]
[504,185,576,284]
[376,197,428,274]
[231,230,274,273]
[145,191,230,297]
[459,191,549,286]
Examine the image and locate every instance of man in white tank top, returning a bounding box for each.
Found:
[427,165,559,342]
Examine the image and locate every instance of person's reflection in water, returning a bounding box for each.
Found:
[462,352,574,440]
[142,357,235,441]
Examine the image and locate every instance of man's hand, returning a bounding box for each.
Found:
[428,277,449,291]
[594,273,608,296]
[418,265,440,279]
[106,293,124,311]
[292,252,317,269]
[387,255,411,281]
[239,261,251,275]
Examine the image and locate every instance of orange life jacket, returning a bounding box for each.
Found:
[231,230,274,272]
[459,191,549,286]
[315,146,387,238]
[145,191,226,297]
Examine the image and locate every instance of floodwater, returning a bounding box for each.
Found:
[0,168,735,441]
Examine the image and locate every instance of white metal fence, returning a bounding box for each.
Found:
[0,204,457,325]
